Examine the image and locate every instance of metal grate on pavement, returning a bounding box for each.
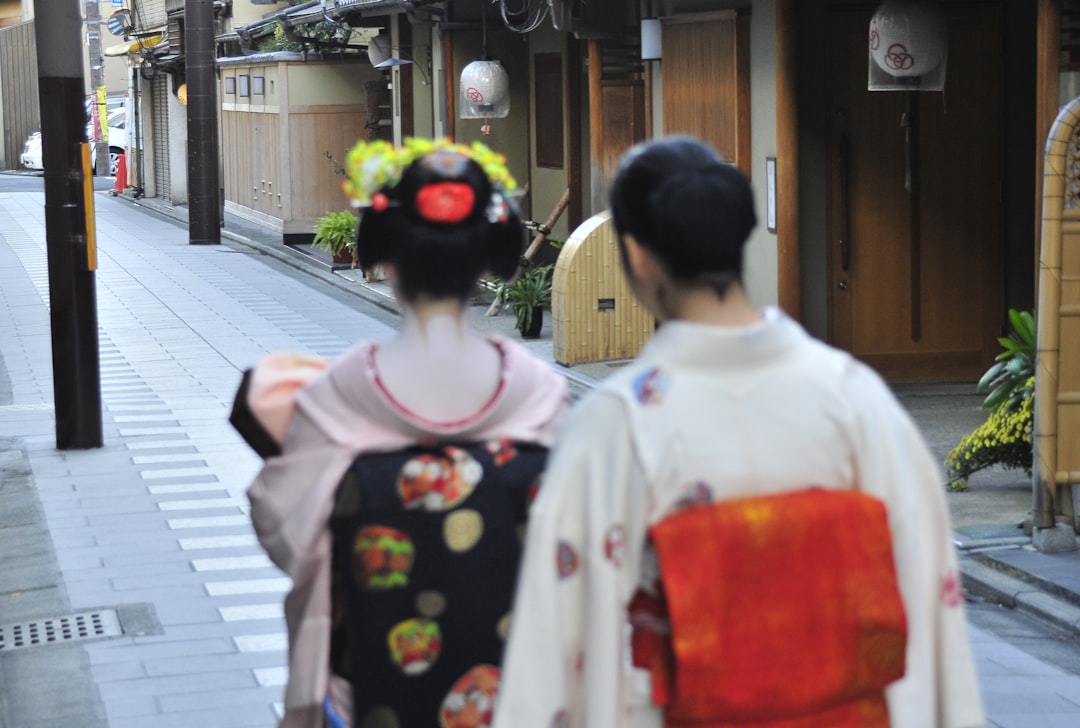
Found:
[0,609,123,652]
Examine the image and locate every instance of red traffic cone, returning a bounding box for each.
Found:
[111,151,127,196]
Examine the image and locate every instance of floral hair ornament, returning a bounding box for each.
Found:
[416,182,476,224]
[342,137,518,210]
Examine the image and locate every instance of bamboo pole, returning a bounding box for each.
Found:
[486,188,571,317]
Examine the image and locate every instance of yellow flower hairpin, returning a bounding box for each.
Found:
[342,137,518,208]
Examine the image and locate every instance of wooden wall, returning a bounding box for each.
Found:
[220,58,370,236]
[0,20,38,170]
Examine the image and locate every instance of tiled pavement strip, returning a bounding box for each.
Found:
[1,187,1079,726]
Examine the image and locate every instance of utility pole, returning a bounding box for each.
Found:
[85,0,109,176]
[33,0,104,449]
[186,0,221,244]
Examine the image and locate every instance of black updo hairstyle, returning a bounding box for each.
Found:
[355,148,525,302]
[609,136,757,296]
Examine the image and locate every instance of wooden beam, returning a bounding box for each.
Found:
[588,40,604,215]
[775,0,801,319]
[1036,0,1061,302]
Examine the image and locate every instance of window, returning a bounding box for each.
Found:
[238,74,250,98]
[224,77,236,94]
[534,53,564,169]
[253,76,265,95]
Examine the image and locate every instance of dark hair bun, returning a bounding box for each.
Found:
[610,137,757,284]
[356,149,524,301]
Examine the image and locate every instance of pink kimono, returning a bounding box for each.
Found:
[236,336,569,728]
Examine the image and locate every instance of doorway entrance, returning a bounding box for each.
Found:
[827,3,1002,382]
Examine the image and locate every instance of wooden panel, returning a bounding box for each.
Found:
[535,52,564,169]
[222,110,254,209]
[0,20,39,170]
[599,81,645,191]
[288,111,365,222]
[553,212,655,365]
[661,12,751,175]
[252,112,280,217]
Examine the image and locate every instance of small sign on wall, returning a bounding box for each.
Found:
[765,156,777,233]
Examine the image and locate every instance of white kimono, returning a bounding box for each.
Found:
[494,309,984,728]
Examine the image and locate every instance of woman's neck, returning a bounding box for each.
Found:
[661,283,762,327]
[393,299,473,352]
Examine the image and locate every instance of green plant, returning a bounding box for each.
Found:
[977,309,1036,413]
[502,264,553,334]
[945,308,1038,491]
[945,379,1034,492]
[312,210,358,259]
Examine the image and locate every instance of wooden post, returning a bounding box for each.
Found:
[775,0,800,320]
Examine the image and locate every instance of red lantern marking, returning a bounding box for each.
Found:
[466,87,484,103]
[869,28,880,51]
[884,43,914,71]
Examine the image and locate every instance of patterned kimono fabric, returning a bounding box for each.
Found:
[328,439,547,728]
[634,488,908,728]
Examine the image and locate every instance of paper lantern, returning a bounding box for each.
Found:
[460,59,510,119]
[869,1,946,78]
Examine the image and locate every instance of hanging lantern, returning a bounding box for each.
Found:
[460,59,510,120]
[868,1,947,91]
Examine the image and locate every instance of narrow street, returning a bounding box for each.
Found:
[2,178,1080,727]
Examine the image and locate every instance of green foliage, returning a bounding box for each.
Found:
[312,210,358,258]
[945,380,1034,492]
[945,307,1038,490]
[977,309,1036,413]
[323,151,347,178]
[502,264,553,333]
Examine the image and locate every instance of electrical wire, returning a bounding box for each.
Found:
[499,0,549,33]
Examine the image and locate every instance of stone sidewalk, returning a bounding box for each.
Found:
[0,186,1078,727]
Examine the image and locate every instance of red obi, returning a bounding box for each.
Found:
[632,488,908,728]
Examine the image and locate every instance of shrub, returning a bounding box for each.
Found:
[944,378,1034,492]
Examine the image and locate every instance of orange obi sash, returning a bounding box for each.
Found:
[634,488,908,728]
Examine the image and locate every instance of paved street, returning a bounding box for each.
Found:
[2,182,1080,727]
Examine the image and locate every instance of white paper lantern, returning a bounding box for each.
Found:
[460,59,510,119]
[869,1,946,78]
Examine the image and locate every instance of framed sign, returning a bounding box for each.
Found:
[765,156,777,233]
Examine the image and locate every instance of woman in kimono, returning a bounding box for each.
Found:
[231,139,569,728]
[494,137,984,728]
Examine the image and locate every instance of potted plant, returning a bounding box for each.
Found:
[944,309,1036,491]
[312,210,358,267]
[502,264,553,339]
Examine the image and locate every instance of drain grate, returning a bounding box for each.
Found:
[0,609,123,652]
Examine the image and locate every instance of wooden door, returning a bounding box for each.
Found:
[828,4,1002,382]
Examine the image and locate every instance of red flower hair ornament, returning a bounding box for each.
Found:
[415,182,477,224]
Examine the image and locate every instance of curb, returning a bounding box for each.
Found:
[960,556,1080,637]
[114,193,404,318]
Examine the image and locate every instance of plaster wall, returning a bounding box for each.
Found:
[745,0,778,309]
[232,0,290,28]
[527,21,572,243]
[286,62,370,106]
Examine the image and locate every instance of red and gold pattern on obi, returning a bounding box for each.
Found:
[638,487,908,728]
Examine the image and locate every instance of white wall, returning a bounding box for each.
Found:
[744,0,778,308]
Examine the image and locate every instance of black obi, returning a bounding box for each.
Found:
[328,438,548,728]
